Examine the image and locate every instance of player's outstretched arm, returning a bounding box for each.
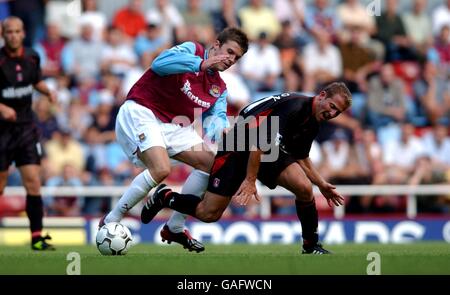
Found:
[298,157,344,207]
[233,149,263,205]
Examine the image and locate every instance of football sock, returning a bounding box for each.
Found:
[295,199,319,246]
[26,195,43,243]
[105,170,156,223]
[163,191,201,217]
[166,169,209,233]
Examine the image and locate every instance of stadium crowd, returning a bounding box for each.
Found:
[1,0,449,218]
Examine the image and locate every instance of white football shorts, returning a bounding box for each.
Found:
[115,100,203,167]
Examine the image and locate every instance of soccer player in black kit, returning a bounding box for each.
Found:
[0,17,57,250]
[141,82,352,254]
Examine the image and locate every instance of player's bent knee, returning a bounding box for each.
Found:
[202,213,221,223]
[292,182,313,201]
[196,209,223,223]
[150,166,171,183]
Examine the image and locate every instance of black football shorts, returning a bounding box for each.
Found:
[207,150,297,197]
[0,122,42,170]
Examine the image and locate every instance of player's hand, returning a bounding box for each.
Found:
[233,178,261,206]
[0,105,17,122]
[201,54,230,71]
[319,182,344,207]
[47,91,57,104]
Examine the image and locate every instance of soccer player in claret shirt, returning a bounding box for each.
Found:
[141,82,352,254]
[100,27,248,252]
[0,17,57,250]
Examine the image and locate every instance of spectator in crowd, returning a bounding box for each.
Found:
[401,0,432,60]
[238,0,281,41]
[435,25,450,67]
[382,122,426,184]
[302,30,342,93]
[409,156,450,213]
[182,0,215,45]
[274,20,303,92]
[101,26,138,78]
[134,11,169,60]
[34,22,66,78]
[421,123,450,170]
[431,0,450,36]
[374,0,416,61]
[273,0,307,47]
[148,0,186,45]
[83,167,115,216]
[337,0,385,61]
[338,24,379,122]
[367,63,407,131]
[304,0,341,43]
[61,22,104,83]
[45,163,83,216]
[112,0,146,39]
[413,61,450,126]
[211,0,240,34]
[34,96,59,143]
[45,128,86,177]
[240,31,283,98]
[79,0,107,42]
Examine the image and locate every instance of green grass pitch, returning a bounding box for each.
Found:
[0,243,449,275]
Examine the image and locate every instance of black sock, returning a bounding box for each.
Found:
[26,195,43,242]
[163,191,201,216]
[295,199,319,247]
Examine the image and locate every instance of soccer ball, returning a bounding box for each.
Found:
[96,222,133,255]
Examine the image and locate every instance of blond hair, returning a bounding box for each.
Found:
[321,82,352,107]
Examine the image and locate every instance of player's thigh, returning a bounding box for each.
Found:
[17,164,41,194]
[276,162,313,200]
[138,147,171,180]
[173,143,215,172]
[195,191,231,221]
[115,100,167,167]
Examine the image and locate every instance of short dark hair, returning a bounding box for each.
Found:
[216,27,249,54]
[321,82,352,107]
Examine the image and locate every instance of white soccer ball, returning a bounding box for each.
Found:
[96,222,133,255]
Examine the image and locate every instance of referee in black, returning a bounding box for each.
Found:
[0,16,57,250]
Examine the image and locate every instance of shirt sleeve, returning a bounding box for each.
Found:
[151,41,203,76]
[202,89,230,142]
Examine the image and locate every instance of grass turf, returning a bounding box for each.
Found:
[0,242,449,275]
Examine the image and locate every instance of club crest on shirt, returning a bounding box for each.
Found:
[213,178,220,187]
[209,85,221,97]
[139,133,146,142]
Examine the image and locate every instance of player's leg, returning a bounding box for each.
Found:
[165,145,213,232]
[18,164,55,250]
[141,150,244,224]
[103,100,169,225]
[276,163,330,254]
[143,186,231,223]
[156,145,213,251]
[14,124,54,250]
[104,147,170,224]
